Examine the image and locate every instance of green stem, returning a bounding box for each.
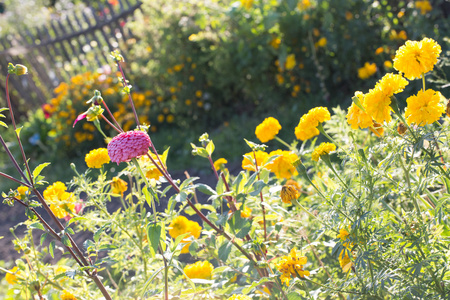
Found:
[275,136,293,151]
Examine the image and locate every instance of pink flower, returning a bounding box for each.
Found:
[64,200,84,222]
[107,131,151,164]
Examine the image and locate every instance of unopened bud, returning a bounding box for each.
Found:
[86,105,104,121]
[397,122,407,135]
[86,90,103,105]
[8,63,28,76]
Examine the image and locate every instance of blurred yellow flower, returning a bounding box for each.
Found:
[405,89,445,125]
[189,75,195,82]
[315,37,327,48]
[5,266,20,285]
[285,54,296,70]
[255,117,282,143]
[16,186,28,200]
[358,62,377,80]
[384,60,393,69]
[157,114,165,123]
[339,250,353,273]
[276,74,285,85]
[375,47,384,55]
[61,290,77,300]
[184,261,214,279]
[345,11,353,20]
[85,148,110,169]
[195,90,203,98]
[311,142,336,162]
[393,38,441,80]
[241,0,253,9]
[269,37,281,49]
[214,158,228,170]
[297,0,311,10]
[415,0,432,14]
[389,29,407,41]
[43,182,76,219]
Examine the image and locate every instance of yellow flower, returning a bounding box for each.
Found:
[61,290,77,300]
[393,38,441,80]
[339,250,353,273]
[266,150,298,179]
[315,37,327,48]
[189,75,195,82]
[270,37,281,49]
[228,295,252,300]
[241,0,253,9]
[357,62,377,80]
[242,151,269,171]
[294,107,331,141]
[214,158,228,170]
[346,92,373,129]
[364,87,392,124]
[85,148,110,169]
[255,117,282,143]
[229,203,252,218]
[345,11,353,20]
[168,216,202,254]
[5,266,21,285]
[384,60,393,69]
[297,0,311,10]
[167,114,175,123]
[276,248,310,285]
[337,228,350,241]
[285,54,296,70]
[415,0,432,14]
[16,186,29,200]
[312,142,336,162]
[280,184,299,204]
[184,261,214,279]
[43,182,76,219]
[389,29,407,41]
[110,177,128,196]
[185,99,192,106]
[405,89,445,126]
[276,74,285,85]
[375,47,384,55]
[157,114,165,123]
[195,90,203,98]
[376,73,408,97]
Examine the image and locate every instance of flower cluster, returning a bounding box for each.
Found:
[168,216,202,253]
[43,182,77,219]
[358,62,377,80]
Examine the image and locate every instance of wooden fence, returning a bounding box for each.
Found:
[0,0,142,114]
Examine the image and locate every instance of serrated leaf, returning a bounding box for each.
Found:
[218,241,232,262]
[32,162,50,180]
[49,241,55,258]
[61,235,72,247]
[29,222,45,231]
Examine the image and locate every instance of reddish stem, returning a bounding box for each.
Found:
[101,101,123,133]
[117,63,140,127]
[101,114,122,133]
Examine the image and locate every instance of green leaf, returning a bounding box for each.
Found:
[147,222,162,257]
[40,233,48,246]
[287,292,304,300]
[179,177,199,191]
[94,226,105,243]
[241,276,271,294]
[49,241,55,258]
[218,241,232,262]
[0,121,7,128]
[249,180,266,196]
[172,232,191,252]
[235,222,252,239]
[206,140,215,156]
[28,222,45,231]
[65,227,74,235]
[194,183,217,196]
[61,235,72,248]
[32,163,50,180]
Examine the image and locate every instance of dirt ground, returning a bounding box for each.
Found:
[0,162,242,263]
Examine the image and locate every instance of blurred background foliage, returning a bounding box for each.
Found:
[1,0,449,190]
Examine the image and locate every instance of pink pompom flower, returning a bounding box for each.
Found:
[107,130,151,164]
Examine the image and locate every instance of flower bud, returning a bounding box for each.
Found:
[86,105,104,122]
[86,90,103,105]
[8,63,28,76]
[397,122,407,135]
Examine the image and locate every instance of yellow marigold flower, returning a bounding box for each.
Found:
[266,150,298,179]
[315,37,327,48]
[337,228,350,241]
[229,203,252,218]
[228,295,252,300]
[85,148,110,169]
[346,92,373,129]
[110,177,128,196]
[184,261,214,279]
[146,168,163,180]
[195,90,203,98]
[276,248,310,286]
[404,89,445,125]
[364,86,392,124]
[376,73,408,97]
[294,107,331,141]
[169,86,177,94]
[43,182,76,219]
[312,142,336,162]
[241,0,253,9]
[297,0,311,10]
[270,37,281,49]
[393,38,441,80]
[276,74,285,85]
[415,0,432,14]
[285,54,296,70]
[167,114,175,123]
[242,151,269,171]
[384,60,393,69]
[255,117,282,143]
[189,75,195,82]
[5,266,20,285]
[358,62,377,80]
[157,114,164,123]
[280,184,299,204]
[168,216,202,254]
[61,290,77,300]
[214,158,228,170]
[389,29,407,41]
[339,250,353,273]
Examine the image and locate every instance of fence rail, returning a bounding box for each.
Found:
[0,0,142,114]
